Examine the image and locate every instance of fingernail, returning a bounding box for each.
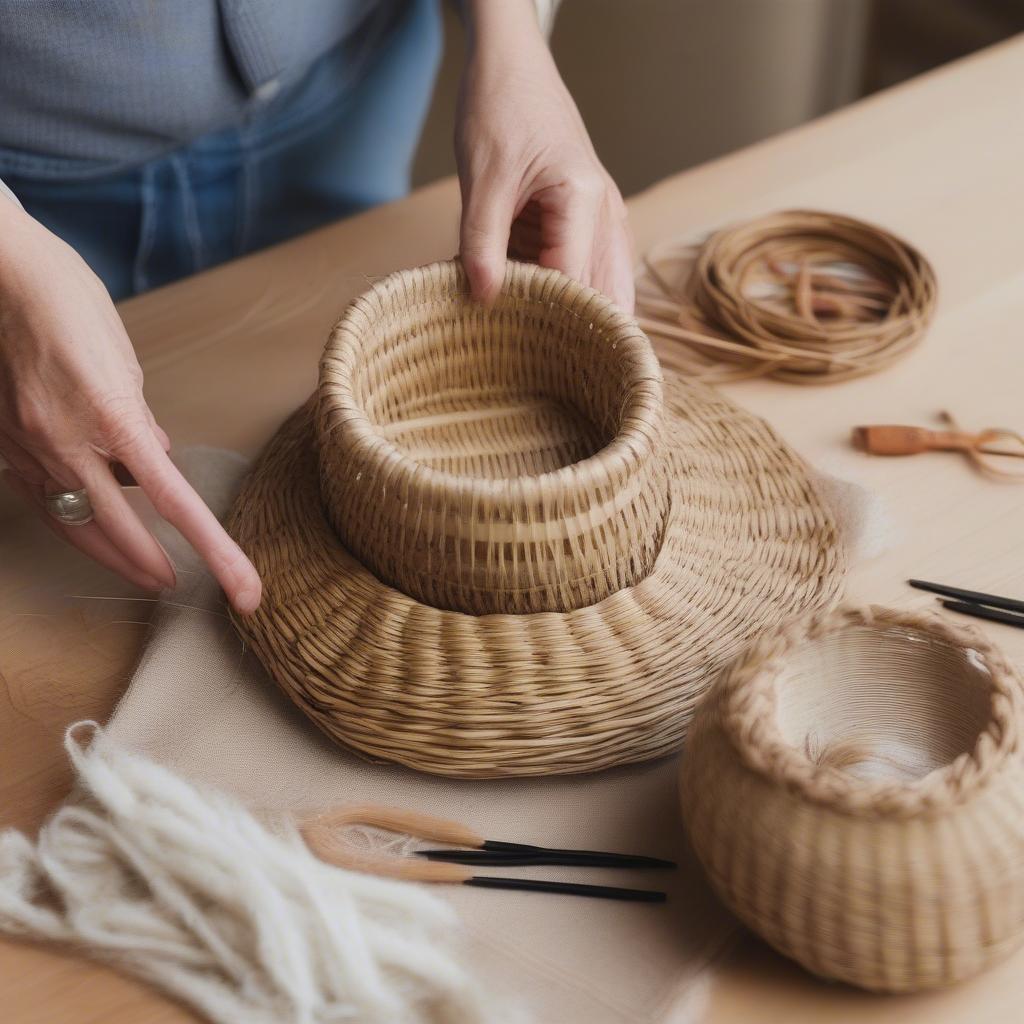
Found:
[235,584,261,616]
[138,574,166,592]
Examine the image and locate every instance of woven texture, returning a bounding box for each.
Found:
[317,264,668,615]
[637,209,937,384]
[680,605,1024,992]
[228,260,846,778]
[108,444,737,1024]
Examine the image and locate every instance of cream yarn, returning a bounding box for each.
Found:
[0,723,500,1024]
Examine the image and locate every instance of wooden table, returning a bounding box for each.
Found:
[3,36,1023,1024]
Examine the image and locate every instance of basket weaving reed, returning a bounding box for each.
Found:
[679,606,1024,992]
[637,210,937,384]
[228,260,846,778]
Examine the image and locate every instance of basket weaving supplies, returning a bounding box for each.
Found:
[637,209,937,384]
[228,260,846,778]
[680,606,1024,992]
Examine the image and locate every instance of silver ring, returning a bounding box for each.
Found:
[45,488,94,526]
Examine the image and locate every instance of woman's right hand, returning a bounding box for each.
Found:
[0,199,262,614]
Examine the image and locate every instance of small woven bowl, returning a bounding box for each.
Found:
[680,606,1024,992]
[317,261,668,615]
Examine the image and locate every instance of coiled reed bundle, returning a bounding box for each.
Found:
[637,210,936,384]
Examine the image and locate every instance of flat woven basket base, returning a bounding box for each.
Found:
[228,372,845,777]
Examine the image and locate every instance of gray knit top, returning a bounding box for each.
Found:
[0,0,402,173]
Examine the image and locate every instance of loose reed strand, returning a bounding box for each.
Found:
[305,805,485,848]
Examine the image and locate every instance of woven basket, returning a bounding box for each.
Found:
[316,263,668,615]
[228,260,845,777]
[680,606,1024,992]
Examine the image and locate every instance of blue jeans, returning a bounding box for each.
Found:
[0,0,441,300]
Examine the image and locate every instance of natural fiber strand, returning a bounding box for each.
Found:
[680,605,1024,992]
[636,210,937,384]
[302,806,483,884]
[940,410,1024,481]
[0,723,503,1024]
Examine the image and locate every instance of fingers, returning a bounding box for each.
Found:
[459,170,518,304]
[5,410,259,612]
[590,194,635,314]
[534,178,598,288]
[508,200,549,262]
[146,408,172,452]
[72,456,177,589]
[0,431,49,486]
[1,468,166,591]
[595,237,635,314]
[23,432,177,590]
[118,431,262,615]
[2,427,170,591]
[514,174,634,313]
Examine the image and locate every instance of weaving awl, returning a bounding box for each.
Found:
[852,423,1024,460]
[417,843,676,870]
[852,425,982,457]
[301,805,672,902]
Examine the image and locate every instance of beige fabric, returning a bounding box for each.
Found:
[107,446,873,1022]
[108,448,735,1024]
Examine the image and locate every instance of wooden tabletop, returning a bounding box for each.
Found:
[3,36,1024,1024]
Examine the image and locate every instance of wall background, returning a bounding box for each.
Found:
[413,0,1024,197]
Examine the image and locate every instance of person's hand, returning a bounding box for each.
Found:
[0,200,261,614]
[456,1,633,312]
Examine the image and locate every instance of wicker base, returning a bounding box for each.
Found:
[229,382,843,777]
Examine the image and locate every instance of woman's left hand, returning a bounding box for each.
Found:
[455,1,634,313]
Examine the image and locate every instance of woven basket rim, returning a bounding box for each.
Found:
[719,605,1024,817]
[318,260,664,501]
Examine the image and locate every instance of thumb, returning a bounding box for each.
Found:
[459,172,518,304]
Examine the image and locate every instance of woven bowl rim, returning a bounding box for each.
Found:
[316,260,665,503]
[719,605,1024,817]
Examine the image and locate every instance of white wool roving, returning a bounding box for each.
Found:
[0,723,501,1024]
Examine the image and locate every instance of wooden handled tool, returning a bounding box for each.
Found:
[852,425,977,456]
[852,413,1024,479]
[301,804,672,902]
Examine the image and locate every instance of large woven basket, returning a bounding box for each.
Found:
[228,260,845,777]
[680,606,1024,992]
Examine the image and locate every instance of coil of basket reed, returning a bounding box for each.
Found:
[637,209,937,384]
[679,605,1024,992]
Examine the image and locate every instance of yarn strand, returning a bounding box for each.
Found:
[0,723,502,1024]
